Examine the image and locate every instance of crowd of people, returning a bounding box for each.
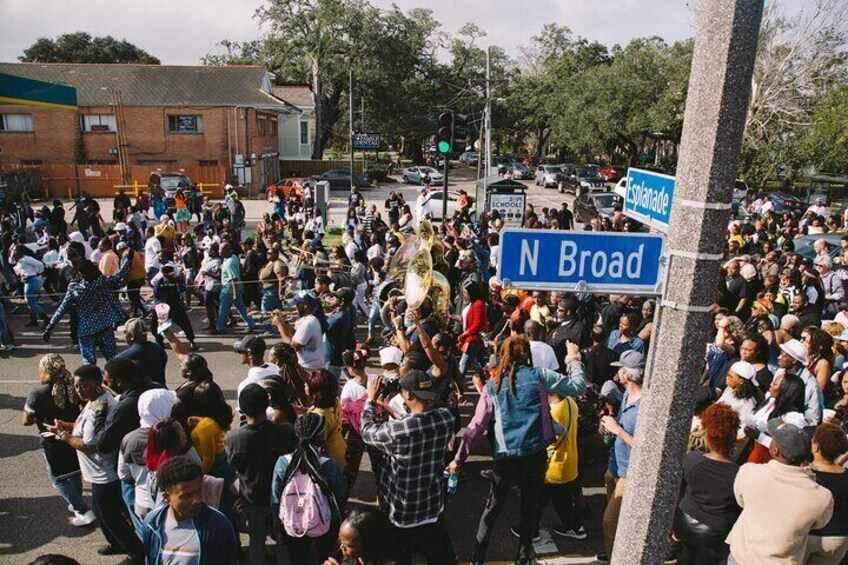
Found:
[1,180,847,565]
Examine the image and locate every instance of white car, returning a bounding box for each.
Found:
[425,189,473,221]
[614,177,627,197]
[402,166,444,185]
[535,164,563,188]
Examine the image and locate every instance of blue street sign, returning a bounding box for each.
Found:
[497,228,666,295]
[623,167,676,232]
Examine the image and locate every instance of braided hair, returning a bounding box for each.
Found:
[280,412,341,522]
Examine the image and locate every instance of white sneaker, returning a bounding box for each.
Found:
[2,344,13,352]
[70,510,96,527]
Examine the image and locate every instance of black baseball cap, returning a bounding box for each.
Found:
[399,370,440,400]
[234,336,266,358]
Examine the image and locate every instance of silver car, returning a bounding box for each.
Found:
[402,166,444,185]
[510,162,533,180]
[535,164,563,188]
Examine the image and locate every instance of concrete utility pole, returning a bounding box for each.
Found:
[611,1,763,563]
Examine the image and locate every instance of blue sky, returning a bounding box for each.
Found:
[0,0,806,65]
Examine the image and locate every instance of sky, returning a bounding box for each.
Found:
[0,0,699,65]
[0,0,811,66]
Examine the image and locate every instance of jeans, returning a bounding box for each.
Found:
[0,299,11,345]
[120,480,144,541]
[459,340,485,379]
[536,480,583,534]
[91,480,143,557]
[472,451,546,562]
[805,534,848,565]
[368,298,381,336]
[24,276,45,316]
[45,456,88,514]
[217,288,255,333]
[245,504,272,565]
[261,288,282,312]
[126,279,145,316]
[393,516,457,565]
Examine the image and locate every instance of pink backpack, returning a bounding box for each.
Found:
[279,457,333,538]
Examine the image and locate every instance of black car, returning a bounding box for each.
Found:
[574,191,623,224]
[762,191,804,214]
[315,170,370,190]
[557,165,607,195]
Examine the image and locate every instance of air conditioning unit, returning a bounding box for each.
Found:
[108,148,118,155]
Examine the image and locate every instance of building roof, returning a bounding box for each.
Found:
[273,85,314,107]
[0,63,299,111]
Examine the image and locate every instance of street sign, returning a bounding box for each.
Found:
[353,132,380,150]
[623,167,676,232]
[497,228,666,294]
[488,192,525,225]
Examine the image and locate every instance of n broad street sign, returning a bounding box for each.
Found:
[497,228,666,295]
[623,167,676,232]
[353,132,380,150]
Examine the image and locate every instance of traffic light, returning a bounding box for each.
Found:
[437,111,453,154]
[452,114,468,152]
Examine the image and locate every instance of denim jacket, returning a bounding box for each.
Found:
[142,503,238,565]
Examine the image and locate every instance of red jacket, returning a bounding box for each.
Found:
[460,299,489,348]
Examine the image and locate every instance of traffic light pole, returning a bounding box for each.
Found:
[442,150,449,221]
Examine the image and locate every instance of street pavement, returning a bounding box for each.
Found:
[0,165,619,564]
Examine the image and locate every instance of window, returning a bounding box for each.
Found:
[270,118,278,136]
[258,116,266,136]
[136,159,176,166]
[198,160,219,166]
[0,114,33,132]
[167,115,203,133]
[80,114,116,132]
[20,159,42,165]
[300,120,309,145]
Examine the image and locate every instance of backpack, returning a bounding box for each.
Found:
[279,457,333,538]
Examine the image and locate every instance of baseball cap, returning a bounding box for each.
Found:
[767,418,811,462]
[611,350,645,369]
[292,290,318,307]
[234,335,266,357]
[379,346,403,367]
[779,339,808,365]
[399,370,440,400]
[114,222,128,232]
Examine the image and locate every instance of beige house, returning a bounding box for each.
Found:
[273,85,315,160]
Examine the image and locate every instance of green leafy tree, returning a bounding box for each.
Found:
[796,85,848,174]
[19,32,159,64]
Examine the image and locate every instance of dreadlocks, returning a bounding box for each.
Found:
[494,335,532,395]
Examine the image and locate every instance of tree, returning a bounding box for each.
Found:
[740,0,848,185]
[796,85,848,174]
[19,32,159,64]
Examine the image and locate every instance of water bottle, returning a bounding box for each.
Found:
[445,471,459,496]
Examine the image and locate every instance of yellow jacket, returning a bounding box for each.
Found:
[310,401,347,471]
[545,396,579,484]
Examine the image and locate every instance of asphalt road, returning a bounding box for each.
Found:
[0,166,618,565]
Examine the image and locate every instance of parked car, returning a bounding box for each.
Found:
[314,170,370,190]
[266,178,308,201]
[402,166,444,185]
[732,179,751,202]
[459,152,479,166]
[574,191,623,224]
[557,165,608,195]
[794,233,843,261]
[425,188,474,221]
[148,172,193,199]
[509,162,534,180]
[761,191,804,213]
[535,164,563,188]
[599,165,624,183]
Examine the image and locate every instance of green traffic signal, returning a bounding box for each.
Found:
[437,140,451,154]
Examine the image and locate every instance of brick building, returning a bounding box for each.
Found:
[0,63,299,194]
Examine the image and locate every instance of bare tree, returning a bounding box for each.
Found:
[745,0,848,149]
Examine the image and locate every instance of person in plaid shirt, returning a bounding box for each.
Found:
[361,369,457,565]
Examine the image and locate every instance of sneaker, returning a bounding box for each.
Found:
[70,510,96,527]
[595,552,609,563]
[553,525,587,540]
[509,526,541,543]
[1,344,13,352]
[479,469,496,481]
[515,557,536,565]
[97,543,122,555]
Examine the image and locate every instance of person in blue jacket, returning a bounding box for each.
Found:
[448,334,587,565]
[142,455,237,565]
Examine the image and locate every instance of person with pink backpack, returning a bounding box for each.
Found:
[272,412,346,564]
